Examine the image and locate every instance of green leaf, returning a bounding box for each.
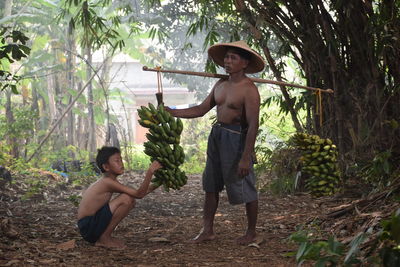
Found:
[315,258,331,267]
[31,35,50,52]
[296,242,309,261]
[289,231,309,243]
[11,85,19,94]
[345,232,369,263]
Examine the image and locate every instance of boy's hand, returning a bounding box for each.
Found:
[149,161,162,173]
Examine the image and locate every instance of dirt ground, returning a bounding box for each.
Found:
[0,171,393,266]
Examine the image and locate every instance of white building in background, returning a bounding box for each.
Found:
[93,52,195,144]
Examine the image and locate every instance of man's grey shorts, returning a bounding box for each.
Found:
[202,122,258,205]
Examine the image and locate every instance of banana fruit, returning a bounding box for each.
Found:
[138,103,187,191]
[290,133,341,197]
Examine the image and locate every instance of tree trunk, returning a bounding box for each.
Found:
[234,0,303,132]
[241,0,400,165]
[3,0,18,158]
[101,55,112,146]
[75,81,85,150]
[53,46,66,150]
[47,69,57,129]
[5,91,18,158]
[86,45,97,160]
[66,21,76,156]
[3,0,13,18]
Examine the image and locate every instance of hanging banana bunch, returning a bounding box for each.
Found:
[137,103,187,191]
[290,133,341,197]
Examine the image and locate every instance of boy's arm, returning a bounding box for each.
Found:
[146,183,160,194]
[103,161,162,199]
[135,161,162,198]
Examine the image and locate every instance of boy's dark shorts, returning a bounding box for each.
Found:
[202,123,258,205]
[77,203,112,243]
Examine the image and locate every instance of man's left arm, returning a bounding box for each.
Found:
[238,84,260,177]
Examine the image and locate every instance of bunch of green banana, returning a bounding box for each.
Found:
[137,103,187,191]
[290,133,341,197]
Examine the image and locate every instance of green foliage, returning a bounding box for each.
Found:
[180,142,207,175]
[36,145,79,168]
[268,173,296,195]
[127,145,154,171]
[254,127,275,175]
[255,130,300,195]
[288,229,365,266]
[379,208,400,267]
[287,212,400,267]
[9,157,31,173]
[65,161,99,187]
[0,105,37,140]
[359,150,397,188]
[0,26,31,93]
[179,115,212,174]
[67,194,82,207]
[263,147,300,195]
[59,0,128,51]
[0,143,13,166]
[255,91,305,191]
[70,173,97,187]
[0,147,32,172]
[20,171,49,201]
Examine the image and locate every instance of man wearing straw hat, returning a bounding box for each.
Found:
[166,40,265,245]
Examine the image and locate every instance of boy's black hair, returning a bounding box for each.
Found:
[96,146,121,173]
[227,47,252,61]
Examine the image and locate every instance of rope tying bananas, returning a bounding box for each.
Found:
[138,103,187,192]
[290,133,341,197]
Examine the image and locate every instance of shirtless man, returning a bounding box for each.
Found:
[166,40,265,245]
[77,146,162,248]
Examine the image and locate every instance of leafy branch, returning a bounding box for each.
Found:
[0,26,31,93]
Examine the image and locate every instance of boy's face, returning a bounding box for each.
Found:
[103,153,124,175]
[224,49,249,74]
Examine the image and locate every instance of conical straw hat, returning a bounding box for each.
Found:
[207,40,265,74]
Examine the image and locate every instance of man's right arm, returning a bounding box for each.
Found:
[166,79,222,118]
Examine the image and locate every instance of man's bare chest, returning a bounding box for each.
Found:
[214,83,245,110]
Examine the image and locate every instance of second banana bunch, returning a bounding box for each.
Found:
[290,132,341,197]
[138,103,187,192]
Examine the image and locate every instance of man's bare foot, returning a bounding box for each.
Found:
[236,231,256,245]
[95,237,126,249]
[188,231,215,243]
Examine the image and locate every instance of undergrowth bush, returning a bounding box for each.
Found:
[181,142,207,175]
[358,150,400,189]
[289,208,400,266]
[255,141,301,195]
[125,144,152,171]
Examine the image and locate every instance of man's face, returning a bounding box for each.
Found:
[223,49,249,74]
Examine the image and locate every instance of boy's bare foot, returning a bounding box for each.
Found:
[188,230,215,243]
[236,231,256,245]
[95,237,126,249]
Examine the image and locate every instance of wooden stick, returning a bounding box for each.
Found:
[142,66,333,93]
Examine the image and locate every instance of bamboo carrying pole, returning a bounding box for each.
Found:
[142,66,334,93]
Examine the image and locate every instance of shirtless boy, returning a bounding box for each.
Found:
[166,40,265,245]
[77,146,162,248]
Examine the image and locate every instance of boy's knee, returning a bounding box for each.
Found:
[129,197,136,209]
[121,193,135,208]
